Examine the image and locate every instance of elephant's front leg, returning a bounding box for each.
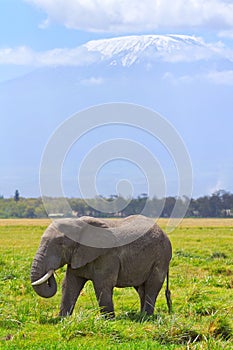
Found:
[59,266,87,317]
[93,282,115,318]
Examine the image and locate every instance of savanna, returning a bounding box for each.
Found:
[0,218,232,349]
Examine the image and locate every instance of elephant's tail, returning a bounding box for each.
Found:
[165,269,172,313]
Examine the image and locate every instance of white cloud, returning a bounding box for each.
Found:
[218,30,233,39]
[163,69,233,85]
[207,70,233,85]
[0,47,35,65]
[158,41,221,63]
[0,45,99,66]
[80,77,104,86]
[26,0,233,33]
[162,72,193,84]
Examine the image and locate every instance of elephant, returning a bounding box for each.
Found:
[31,215,172,317]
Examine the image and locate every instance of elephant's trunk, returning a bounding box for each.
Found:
[31,255,57,298]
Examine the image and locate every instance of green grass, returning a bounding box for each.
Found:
[0,223,233,349]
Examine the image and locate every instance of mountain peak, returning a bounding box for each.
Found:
[83,34,205,66]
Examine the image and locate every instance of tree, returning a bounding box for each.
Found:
[14,190,20,202]
[25,207,36,218]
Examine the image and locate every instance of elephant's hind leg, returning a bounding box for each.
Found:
[134,285,145,313]
[143,269,165,315]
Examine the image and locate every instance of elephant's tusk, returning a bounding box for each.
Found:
[32,270,54,286]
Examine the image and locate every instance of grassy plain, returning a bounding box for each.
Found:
[0,219,233,349]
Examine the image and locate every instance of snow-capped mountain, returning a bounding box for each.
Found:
[83,34,211,67]
[1,34,232,198]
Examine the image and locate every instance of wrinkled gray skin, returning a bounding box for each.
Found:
[31,215,172,317]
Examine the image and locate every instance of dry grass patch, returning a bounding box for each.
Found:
[157,218,233,227]
[1,217,233,228]
[0,219,52,226]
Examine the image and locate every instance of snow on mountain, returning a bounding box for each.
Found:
[83,34,211,67]
[0,34,222,72]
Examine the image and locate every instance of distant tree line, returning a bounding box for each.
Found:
[0,190,233,219]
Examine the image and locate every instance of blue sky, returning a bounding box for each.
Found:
[1,0,233,199]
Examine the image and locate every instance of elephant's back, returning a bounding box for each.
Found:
[114,223,171,287]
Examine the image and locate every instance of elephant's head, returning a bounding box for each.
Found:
[31,217,110,298]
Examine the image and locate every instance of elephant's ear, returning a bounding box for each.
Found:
[71,245,105,269]
[53,217,117,250]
